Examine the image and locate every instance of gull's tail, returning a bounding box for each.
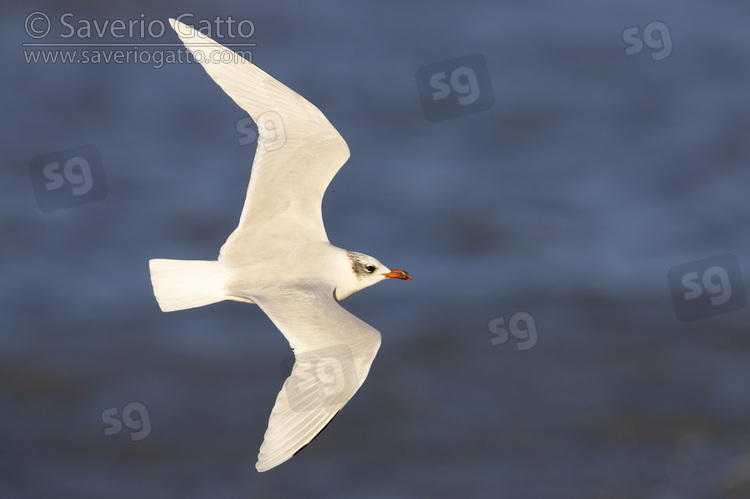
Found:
[149,259,229,312]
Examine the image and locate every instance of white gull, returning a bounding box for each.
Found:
[149,18,411,472]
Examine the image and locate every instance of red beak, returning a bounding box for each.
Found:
[382,268,412,280]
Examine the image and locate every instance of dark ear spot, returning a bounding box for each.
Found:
[346,251,370,280]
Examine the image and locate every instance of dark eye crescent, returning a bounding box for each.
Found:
[366,264,376,273]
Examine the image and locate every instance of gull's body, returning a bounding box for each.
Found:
[149,19,410,472]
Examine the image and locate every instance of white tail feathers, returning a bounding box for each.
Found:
[149,259,229,312]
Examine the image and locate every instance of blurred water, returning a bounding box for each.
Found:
[3,1,750,498]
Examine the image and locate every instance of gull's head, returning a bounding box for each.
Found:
[333,251,411,301]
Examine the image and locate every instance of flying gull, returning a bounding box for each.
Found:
[149,18,411,472]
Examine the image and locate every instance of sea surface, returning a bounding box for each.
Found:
[3,1,750,498]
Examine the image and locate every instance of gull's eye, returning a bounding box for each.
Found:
[365,264,376,273]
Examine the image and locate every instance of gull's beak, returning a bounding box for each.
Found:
[382,269,412,280]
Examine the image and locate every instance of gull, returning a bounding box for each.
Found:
[149,18,411,472]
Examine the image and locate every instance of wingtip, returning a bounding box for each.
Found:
[255,459,276,473]
[168,17,200,40]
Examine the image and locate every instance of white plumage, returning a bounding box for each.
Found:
[149,18,410,472]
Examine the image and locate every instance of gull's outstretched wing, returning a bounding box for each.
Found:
[169,19,350,265]
[242,284,381,472]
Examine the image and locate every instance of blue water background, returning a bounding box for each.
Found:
[2,1,750,497]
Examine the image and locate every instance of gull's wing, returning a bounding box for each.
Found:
[169,19,350,265]
[243,284,381,472]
